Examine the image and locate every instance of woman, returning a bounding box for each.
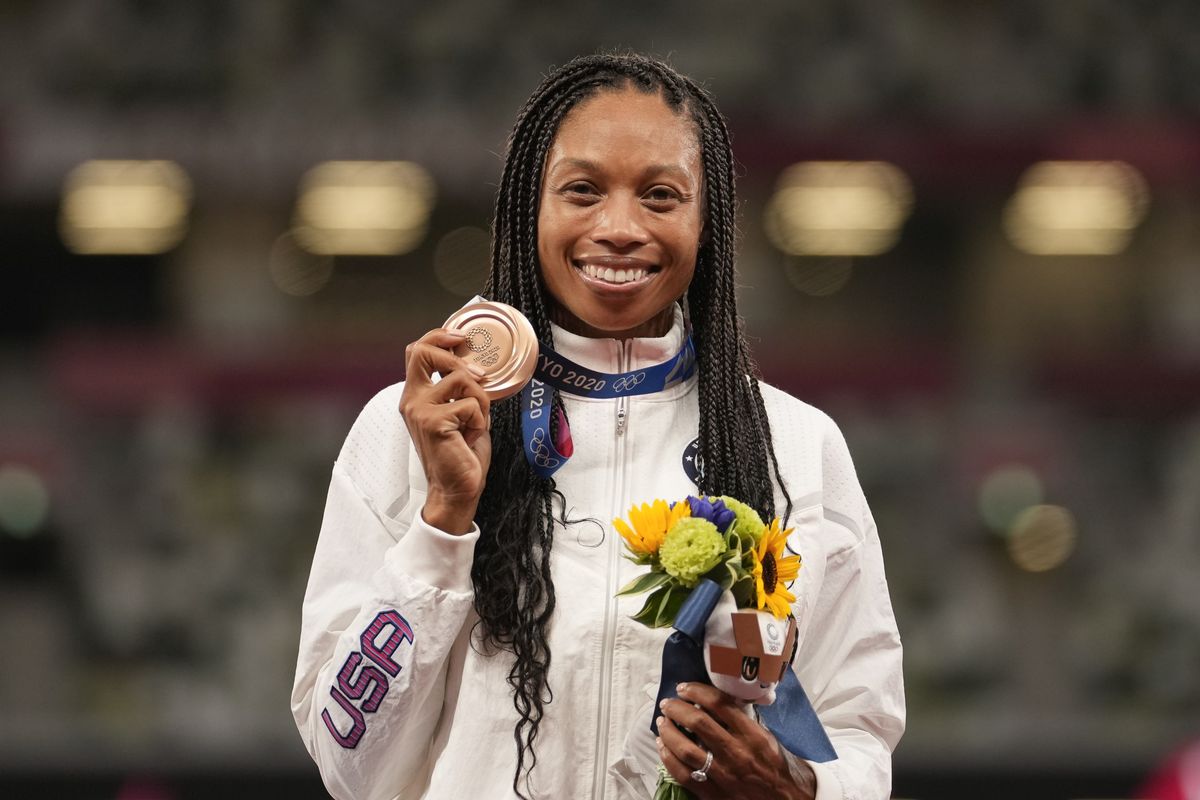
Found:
[291,53,904,800]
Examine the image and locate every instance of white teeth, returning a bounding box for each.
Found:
[578,264,649,284]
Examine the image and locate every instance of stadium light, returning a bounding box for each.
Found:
[765,161,913,257]
[293,161,435,256]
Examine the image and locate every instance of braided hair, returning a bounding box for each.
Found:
[474,53,792,798]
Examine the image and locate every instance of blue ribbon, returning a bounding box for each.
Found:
[649,579,837,764]
[521,338,696,478]
[520,378,566,479]
[758,668,837,762]
[532,338,696,399]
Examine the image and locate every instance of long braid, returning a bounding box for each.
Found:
[474,53,792,799]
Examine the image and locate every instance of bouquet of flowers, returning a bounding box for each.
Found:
[614,495,802,800]
[615,494,800,627]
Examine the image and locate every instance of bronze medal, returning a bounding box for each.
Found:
[442,300,538,400]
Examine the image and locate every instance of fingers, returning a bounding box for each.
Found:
[658,694,734,755]
[403,388,487,445]
[657,700,729,796]
[658,716,723,797]
[402,360,491,450]
[660,684,799,799]
[404,329,485,387]
[439,395,488,440]
[410,327,470,350]
[657,713,716,776]
[400,328,491,434]
[425,368,491,417]
[396,328,493,527]
[404,327,469,367]
[676,682,761,737]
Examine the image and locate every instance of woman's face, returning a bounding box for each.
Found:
[537,87,704,340]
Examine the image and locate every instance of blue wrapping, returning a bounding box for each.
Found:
[647,579,837,763]
[649,580,722,737]
[757,667,837,762]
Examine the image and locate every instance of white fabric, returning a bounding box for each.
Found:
[700,589,792,704]
[291,308,905,800]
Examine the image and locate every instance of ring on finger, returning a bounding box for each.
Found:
[690,749,714,783]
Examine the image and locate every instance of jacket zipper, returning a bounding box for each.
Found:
[591,339,632,800]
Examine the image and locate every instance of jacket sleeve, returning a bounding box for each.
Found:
[290,384,478,800]
[790,413,906,800]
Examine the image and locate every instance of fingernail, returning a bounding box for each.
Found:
[656,716,665,727]
[677,682,688,693]
[659,699,668,710]
[445,330,468,339]
[466,363,486,377]
[655,736,662,749]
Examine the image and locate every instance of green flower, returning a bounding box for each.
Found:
[719,495,766,547]
[659,517,726,587]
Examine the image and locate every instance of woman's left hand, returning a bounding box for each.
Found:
[656,682,816,800]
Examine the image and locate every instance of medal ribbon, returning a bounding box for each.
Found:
[520,337,696,478]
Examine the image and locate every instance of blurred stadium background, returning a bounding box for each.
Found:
[2,1,1199,798]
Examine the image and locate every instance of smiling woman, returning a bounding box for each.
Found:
[292,53,905,800]
[538,89,704,339]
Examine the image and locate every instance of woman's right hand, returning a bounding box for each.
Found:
[398,329,492,535]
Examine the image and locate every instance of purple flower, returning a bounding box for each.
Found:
[686,495,735,534]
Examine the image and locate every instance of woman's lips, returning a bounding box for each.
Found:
[576,261,651,285]
[573,256,657,288]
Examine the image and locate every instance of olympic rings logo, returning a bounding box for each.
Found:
[527,427,561,469]
[465,327,493,352]
[612,372,647,393]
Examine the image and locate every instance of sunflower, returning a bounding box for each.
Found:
[752,518,801,618]
[614,499,691,558]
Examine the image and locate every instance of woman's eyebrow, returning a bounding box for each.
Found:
[547,157,601,176]
[641,163,692,182]
[546,159,693,183]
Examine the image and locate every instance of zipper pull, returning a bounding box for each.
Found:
[616,407,627,436]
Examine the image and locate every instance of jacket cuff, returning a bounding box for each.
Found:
[809,759,843,800]
[386,510,479,594]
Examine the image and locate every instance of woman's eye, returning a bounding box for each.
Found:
[564,182,597,196]
[644,187,680,204]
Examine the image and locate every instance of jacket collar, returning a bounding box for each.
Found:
[548,305,690,374]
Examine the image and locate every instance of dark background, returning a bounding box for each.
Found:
[2,2,1199,798]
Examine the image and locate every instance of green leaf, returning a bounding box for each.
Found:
[631,585,691,628]
[716,565,735,590]
[631,587,670,626]
[701,560,735,590]
[731,574,757,609]
[653,585,688,628]
[616,570,672,597]
[703,542,748,590]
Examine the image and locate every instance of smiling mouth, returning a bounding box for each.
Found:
[574,261,656,286]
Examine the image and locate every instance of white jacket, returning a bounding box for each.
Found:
[291,311,905,799]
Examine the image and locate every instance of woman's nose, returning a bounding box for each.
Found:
[590,193,648,249]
